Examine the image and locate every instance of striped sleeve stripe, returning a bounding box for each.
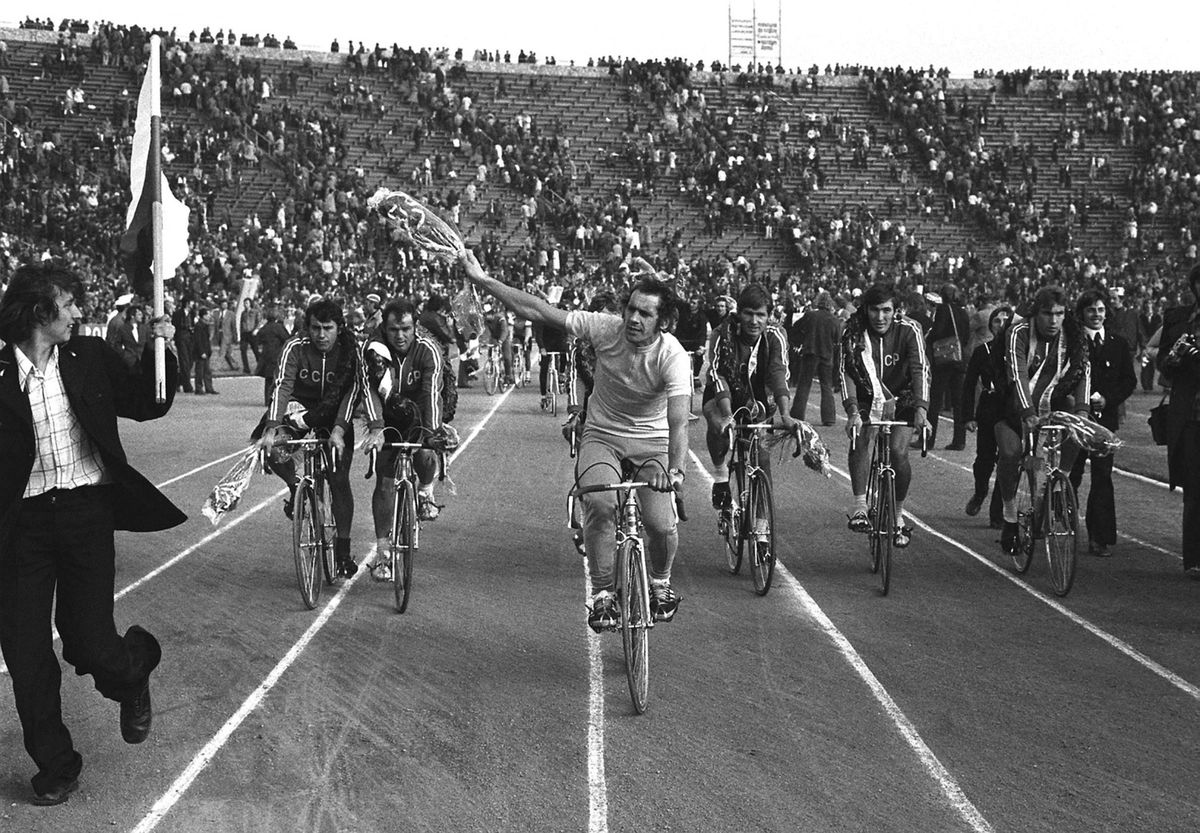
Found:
[1009,322,1032,411]
[769,326,791,392]
[901,318,930,404]
[269,337,302,423]
[422,336,444,428]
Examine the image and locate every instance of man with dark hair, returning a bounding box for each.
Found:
[1068,287,1136,558]
[995,285,1091,556]
[839,281,930,548]
[254,298,377,577]
[924,283,970,450]
[704,283,797,524]
[459,250,690,630]
[789,289,841,426]
[361,298,450,581]
[192,306,216,394]
[0,264,185,806]
[104,293,140,372]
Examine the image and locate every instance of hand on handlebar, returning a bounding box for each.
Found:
[256,426,281,453]
[845,411,863,441]
[648,469,682,493]
[329,425,346,457]
[773,410,799,435]
[362,427,385,455]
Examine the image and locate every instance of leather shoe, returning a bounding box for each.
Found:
[1089,542,1113,558]
[32,778,78,806]
[1000,521,1018,555]
[965,494,983,516]
[945,442,966,451]
[121,681,152,744]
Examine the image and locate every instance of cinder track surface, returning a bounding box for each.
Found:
[2,378,1196,833]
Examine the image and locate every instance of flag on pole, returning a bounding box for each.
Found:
[120,41,189,299]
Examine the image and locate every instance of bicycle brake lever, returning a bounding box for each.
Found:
[674,492,688,523]
[365,449,375,480]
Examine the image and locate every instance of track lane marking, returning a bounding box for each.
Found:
[584,568,608,833]
[687,450,995,833]
[128,389,512,831]
[154,447,247,488]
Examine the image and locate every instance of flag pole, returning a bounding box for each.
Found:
[149,34,167,403]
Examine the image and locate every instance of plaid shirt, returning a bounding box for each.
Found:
[16,345,107,498]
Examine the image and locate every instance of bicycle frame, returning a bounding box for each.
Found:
[724,417,779,594]
[1014,423,1078,595]
[272,436,339,609]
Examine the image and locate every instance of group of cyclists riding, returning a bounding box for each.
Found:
[246,248,1095,625]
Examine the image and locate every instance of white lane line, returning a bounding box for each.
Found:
[821,459,1200,703]
[128,541,377,833]
[584,565,608,833]
[129,388,511,832]
[687,451,995,833]
[155,448,247,489]
[0,490,285,677]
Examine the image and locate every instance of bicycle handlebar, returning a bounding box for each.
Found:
[571,482,688,522]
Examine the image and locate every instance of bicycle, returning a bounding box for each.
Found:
[482,342,503,395]
[270,435,339,610]
[854,419,926,596]
[366,426,449,613]
[720,407,793,596]
[511,342,528,389]
[570,461,687,714]
[1010,423,1078,596]
[541,350,564,416]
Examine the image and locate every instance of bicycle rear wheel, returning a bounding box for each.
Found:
[877,470,896,596]
[866,452,881,574]
[748,473,776,595]
[1012,467,1037,574]
[1044,472,1078,596]
[292,483,322,609]
[392,480,417,613]
[484,359,499,395]
[619,538,650,714]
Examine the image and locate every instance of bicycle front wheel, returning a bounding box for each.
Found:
[877,469,895,596]
[618,538,650,714]
[292,483,322,609]
[1044,472,1078,596]
[316,474,336,585]
[484,359,499,395]
[1013,467,1037,574]
[724,462,746,575]
[866,453,881,574]
[392,480,417,613]
[748,473,776,595]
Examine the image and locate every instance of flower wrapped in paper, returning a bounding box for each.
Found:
[368,188,466,263]
[764,420,832,478]
[201,447,260,524]
[1040,411,1123,457]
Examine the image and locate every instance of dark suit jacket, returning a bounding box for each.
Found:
[1085,331,1136,430]
[105,313,141,372]
[1157,304,1200,490]
[0,336,186,538]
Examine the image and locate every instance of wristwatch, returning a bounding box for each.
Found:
[668,467,686,481]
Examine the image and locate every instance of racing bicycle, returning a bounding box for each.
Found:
[270,435,339,610]
[1010,423,1078,596]
[855,419,925,596]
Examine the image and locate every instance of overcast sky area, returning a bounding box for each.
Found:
[2,1,1197,79]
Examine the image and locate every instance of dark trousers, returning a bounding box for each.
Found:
[1140,358,1156,392]
[1180,423,1200,569]
[175,338,194,392]
[0,486,161,794]
[928,363,966,445]
[971,409,1004,525]
[1069,450,1117,546]
[791,354,837,425]
[194,356,214,393]
[240,337,259,375]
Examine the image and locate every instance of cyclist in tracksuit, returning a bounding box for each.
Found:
[254,298,379,577]
[361,298,449,581]
[838,282,930,549]
[703,283,797,520]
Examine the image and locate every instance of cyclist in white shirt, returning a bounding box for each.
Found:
[459,251,690,630]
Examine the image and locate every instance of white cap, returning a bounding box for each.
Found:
[115,293,135,307]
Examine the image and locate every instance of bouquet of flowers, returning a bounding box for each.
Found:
[1041,411,1123,457]
[368,188,466,262]
[201,447,261,524]
[765,420,832,477]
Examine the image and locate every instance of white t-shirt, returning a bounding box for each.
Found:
[565,310,691,442]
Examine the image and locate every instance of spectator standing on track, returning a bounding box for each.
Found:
[1156,264,1200,579]
[192,306,216,394]
[789,289,840,426]
[459,250,690,631]
[961,306,1012,529]
[217,299,238,371]
[255,304,291,406]
[1068,288,1136,558]
[104,293,140,373]
[924,284,970,450]
[0,264,185,806]
[239,297,262,374]
[1138,297,1164,393]
[172,298,195,393]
